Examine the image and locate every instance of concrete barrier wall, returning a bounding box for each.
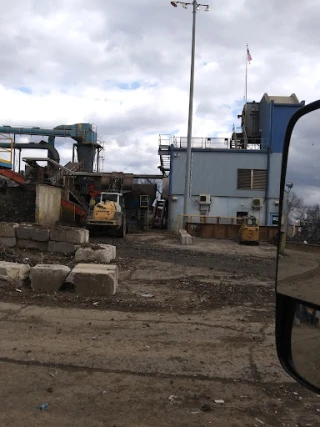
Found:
[186,222,278,243]
[286,242,320,254]
[0,222,89,254]
[36,184,62,226]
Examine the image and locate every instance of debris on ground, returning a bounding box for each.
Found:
[40,403,49,410]
[0,233,319,426]
[214,399,225,404]
[200,404,211,412]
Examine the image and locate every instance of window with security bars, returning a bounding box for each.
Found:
[237,169,267,190]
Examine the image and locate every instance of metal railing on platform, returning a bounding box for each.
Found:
[174,137,229,149]
[0,135,13,168]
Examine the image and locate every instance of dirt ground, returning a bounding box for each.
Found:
[0,232,320,426]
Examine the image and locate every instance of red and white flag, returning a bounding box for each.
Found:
[247,47,252,64]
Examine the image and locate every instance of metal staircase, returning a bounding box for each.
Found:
[49,160,85,185]
[68,188,87,208]
[158,134,172,175]
[230,132,246,149]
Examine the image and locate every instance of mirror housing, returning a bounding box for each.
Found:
[276,100,320,394]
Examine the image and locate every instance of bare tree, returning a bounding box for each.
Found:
[287,191,305,220]
[295,204,320,244]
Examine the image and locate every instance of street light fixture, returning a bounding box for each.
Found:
[170,1,211,224]
[285,182,294,193]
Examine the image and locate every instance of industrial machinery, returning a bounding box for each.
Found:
[239,215,259,245]
[0,120,163,231]
[0,123,102,173]
[152,199,167,229]
[86,192,127,237]
[85,173,131,237]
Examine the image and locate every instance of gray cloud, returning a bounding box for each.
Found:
[286,108,320,205]
[0,0,319,176]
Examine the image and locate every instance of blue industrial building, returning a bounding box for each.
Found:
[159,93,305,231]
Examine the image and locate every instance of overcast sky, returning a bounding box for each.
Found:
[0,0,319,174]
[287,109,320,206]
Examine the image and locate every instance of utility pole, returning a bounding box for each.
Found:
[170,1,211,224]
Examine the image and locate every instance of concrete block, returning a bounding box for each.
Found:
[180,233,193,245]
[74,244,116,264]
[17,239,48,251]
[48,241,75,254]
[30,264,71,292]
[0,261,30,285]
[15,225,33,240]
[16,225,50,242]
[0,223,19,238]
[69,263,118,296]
[178,229,187,236]
[0,237,16,248]
[50,227,89,244]
[0,277,11,287]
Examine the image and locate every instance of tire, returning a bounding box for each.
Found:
[117,217,126,238]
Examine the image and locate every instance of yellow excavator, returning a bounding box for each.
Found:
[239,215,259,245]
[86,192,127,237]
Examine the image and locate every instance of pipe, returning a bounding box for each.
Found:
[265,146,271,226]
[13,134,16,171]
[265,101,274,226]
[72,144,76,163]
[0,142,60,163]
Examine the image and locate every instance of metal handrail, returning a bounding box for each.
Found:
[0,136,13,167]
[159,134,268,150]
[174,137,229,149]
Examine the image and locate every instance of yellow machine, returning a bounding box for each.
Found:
[86,192,126,237]
[239,215,259,245]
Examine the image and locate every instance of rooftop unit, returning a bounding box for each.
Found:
[230,93,304,151]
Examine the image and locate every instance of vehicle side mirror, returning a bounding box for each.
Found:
[276,100,320,394]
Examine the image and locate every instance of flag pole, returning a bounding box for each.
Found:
[244,44,251,148]
[245,43,248,106]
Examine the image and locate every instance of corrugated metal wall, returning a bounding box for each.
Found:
[168,150,282,230]
[171,150,276,197]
